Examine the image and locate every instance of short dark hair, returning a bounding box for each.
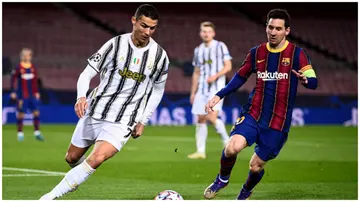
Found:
[135,4,159,20]
[267,9,291,28]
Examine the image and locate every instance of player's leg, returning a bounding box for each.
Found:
[188,114,207,159]
[65,143,90,168]
[204,114,259,199]
[189,93,208,159]
[206,109,229,147]
[40,140,117,200]
[32,110,44,141]
[16,99,25,141]
[40,119,130,200]
[237,127,288,200]
[29,97,44,141]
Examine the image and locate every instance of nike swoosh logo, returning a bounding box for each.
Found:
[257,59,265,63]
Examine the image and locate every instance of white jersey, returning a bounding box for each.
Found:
[86,33,169,126]
[192,40,232,95]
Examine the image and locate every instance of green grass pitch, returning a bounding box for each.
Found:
[2,124,358,200]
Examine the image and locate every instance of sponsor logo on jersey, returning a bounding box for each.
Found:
[119,68,146,82]
[21,73,35,80]
[257,71,288,81]
[203,59,212,65]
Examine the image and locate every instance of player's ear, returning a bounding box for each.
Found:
[131,16,137,26]
[285,27,290,36]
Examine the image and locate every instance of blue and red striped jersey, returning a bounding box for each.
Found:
[238,41,312,132]
[10,63,39,99]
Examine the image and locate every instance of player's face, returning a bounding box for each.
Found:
[266,18,290,47]
[21,50,32,62]
[200,26,215,43]
[132,15,158,44]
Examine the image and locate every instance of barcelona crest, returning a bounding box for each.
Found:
[281,58,290,66]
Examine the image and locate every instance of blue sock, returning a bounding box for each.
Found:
[243,169,265,191]
[219,149,237,181]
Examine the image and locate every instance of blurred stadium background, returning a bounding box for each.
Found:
[2,2,358,200]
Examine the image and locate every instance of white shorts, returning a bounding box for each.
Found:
[71,115,132,151]
[191,92,224,115]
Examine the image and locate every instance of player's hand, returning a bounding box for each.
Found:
[74,97,88,118]
[190,93,195,104]
[205,95,221,113]
[131,123,145,139]
[292,70,308,85]
[207,75,218,84]
[10,92,16,100]
[35,92,41,100]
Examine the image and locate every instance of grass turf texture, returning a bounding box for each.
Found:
[2,125,358,200]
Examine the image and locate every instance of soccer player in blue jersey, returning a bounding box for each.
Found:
[203,9,317,199]
[10,48,44,142]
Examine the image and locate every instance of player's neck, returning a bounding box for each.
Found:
[20,61,32,68]
[267,39,289,53]
[204,40,213,47]
[131,33,149,48]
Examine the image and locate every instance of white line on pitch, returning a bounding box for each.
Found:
[3,167,66,175]
[3,174,64,177]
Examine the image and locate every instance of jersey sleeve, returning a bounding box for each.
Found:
[298,49,316,78]
[192,47,200,67]
[237,51,253,79]
[87,37,115,73]
[155,53,169,84]
[220,42,232,61]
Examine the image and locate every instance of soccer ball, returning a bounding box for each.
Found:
[154,190,184,200]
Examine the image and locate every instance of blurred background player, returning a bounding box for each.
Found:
[188,22,232,159]
[10,48,44,142]
[203,9,317,199]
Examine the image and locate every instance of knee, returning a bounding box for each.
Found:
[224,140,243,156]
[249,163,264,173]
[17,113,24,119]
[198,116,207,124]
[33,111,40,117]
[65,152,81,165]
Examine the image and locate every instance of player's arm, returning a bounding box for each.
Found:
[293,49,318,90]
[139,56,170,126]
[190,67,200,101]
[32,67,40,99]
[75,65,98,118]
[211,42,233,80]
[206,52,252,113]
[10,66,20,99]
[190,47,200,103]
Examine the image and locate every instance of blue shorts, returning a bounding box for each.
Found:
[230,113,288,161]
[17,98,40,113]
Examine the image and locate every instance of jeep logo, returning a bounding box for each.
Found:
[119,67,146,82]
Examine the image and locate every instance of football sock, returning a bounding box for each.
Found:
[17,117,23,132]
[214,118,229,145]
[243,169,265,191]
[48,161,95,199]
[219,149,237,182]
[195,123,208,154]
[33,115,40,133]
[69,155,86,168]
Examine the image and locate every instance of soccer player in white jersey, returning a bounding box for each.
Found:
[40,4,169,200]
[188,22,233,159]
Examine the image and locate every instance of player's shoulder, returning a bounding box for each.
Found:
[150,39,168,58]
[215,40,227,47]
